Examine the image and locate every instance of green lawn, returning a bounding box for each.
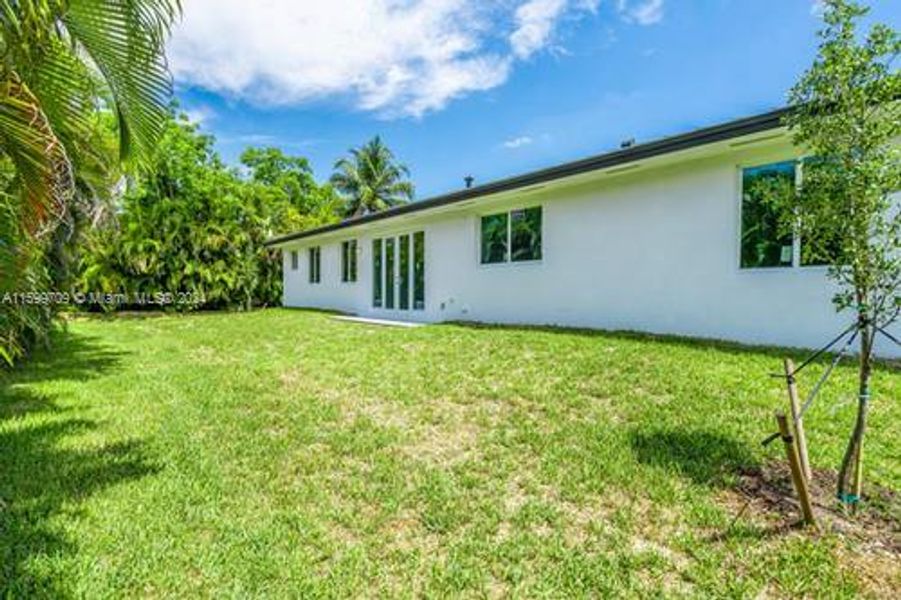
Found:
[1,310,898,597]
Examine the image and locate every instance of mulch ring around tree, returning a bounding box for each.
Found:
[713,462,899,596]
[724,462,899,553]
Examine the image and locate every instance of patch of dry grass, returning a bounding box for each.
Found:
[1,309,898,597]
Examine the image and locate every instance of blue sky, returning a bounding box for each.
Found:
[169,1,900,199]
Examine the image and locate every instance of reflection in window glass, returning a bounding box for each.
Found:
[350,240,357,281]
[399,234,410,310]
[740,162,795,268]
[385,238,395,309]
[372,239,382,307]
[342,240,358,282]
[480,213,508,264]
[511,207,542,262]
[308,247,321,283]
[413,231,425,310]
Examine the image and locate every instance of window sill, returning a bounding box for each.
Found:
[737,264,830,273]
[478,259,543,270]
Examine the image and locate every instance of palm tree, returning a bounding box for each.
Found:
[330,136,414,218]
[0,0,179,249]
[0,0,179,364]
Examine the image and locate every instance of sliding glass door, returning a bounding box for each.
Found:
[372,232,424,311]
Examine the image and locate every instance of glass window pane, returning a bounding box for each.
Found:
[341,242,347,282]
[481,213,508,264]
[291,251,298,271]
[511,207,542,262]
[350,240,357,281]
[372,239,382,306]
[413,231,425,310]
[399,234,410,310]
[385,238,395,309]
[308,248,315,283]
[740,162,795,268]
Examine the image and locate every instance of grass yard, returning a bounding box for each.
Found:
[1,309,898,597]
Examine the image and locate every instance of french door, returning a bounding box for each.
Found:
[372,231,424,311]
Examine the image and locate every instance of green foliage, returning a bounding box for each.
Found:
[480,212,508,263]
[0,0,178,365]
[741,162,796,268]
[0,0,179,247]
[0,196,55,366]
[774,0,900,504]
[241,146,342,230]
[330,135,414,217]
[76,114,340,311]
[780,0,900,320]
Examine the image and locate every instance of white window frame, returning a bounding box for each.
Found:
[372,230,425,311]
[737,159,828,272]
[478,204,544,267]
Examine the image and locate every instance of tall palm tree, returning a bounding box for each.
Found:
[0,0,179,248]
[330,136,414,218]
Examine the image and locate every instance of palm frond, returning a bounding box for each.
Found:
[62,0,181,162]
[0,76,73,236]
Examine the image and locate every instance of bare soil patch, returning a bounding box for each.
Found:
[721,462,899,597]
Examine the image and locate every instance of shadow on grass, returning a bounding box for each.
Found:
[2,329,127,390]
[0,331,157,596]
[629,429,758,488]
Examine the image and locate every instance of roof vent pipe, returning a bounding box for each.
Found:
[620,138,635,149]
[464,175,474,189]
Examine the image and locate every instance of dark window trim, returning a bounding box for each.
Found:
[341,240,358,283]
[308,246,321,284]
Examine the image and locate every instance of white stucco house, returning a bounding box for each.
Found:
[266,108,899,357]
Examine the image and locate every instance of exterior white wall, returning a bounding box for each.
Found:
[281,147,900,357]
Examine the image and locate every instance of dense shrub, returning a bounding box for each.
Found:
[0,205,56,366]
[76,115,339,312]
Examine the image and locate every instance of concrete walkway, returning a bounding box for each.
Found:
[331,315,426,328]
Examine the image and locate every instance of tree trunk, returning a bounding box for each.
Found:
[837,322,873,509]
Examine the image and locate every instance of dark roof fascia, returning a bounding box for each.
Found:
[265,106,791,246]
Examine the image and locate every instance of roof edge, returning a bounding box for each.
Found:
[265,106,791,247]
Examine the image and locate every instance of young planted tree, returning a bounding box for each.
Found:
[777,0,900,505]
[330,136,414,217]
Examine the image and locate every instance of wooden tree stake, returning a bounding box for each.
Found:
[783,358,812,482]
[775,411,816,526]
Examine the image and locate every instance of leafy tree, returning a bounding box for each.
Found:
[775,0,900,505]
[330,136,414,217]
[0,0,178,252]
[78,114,339,311]
[241,146,342,221]
[0,0,179,365]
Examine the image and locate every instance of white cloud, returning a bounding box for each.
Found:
[168,1,604,118]
[510,0,568,59]
[182,104,216,125]
[502,135,534,149]
[617,0,665,26]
